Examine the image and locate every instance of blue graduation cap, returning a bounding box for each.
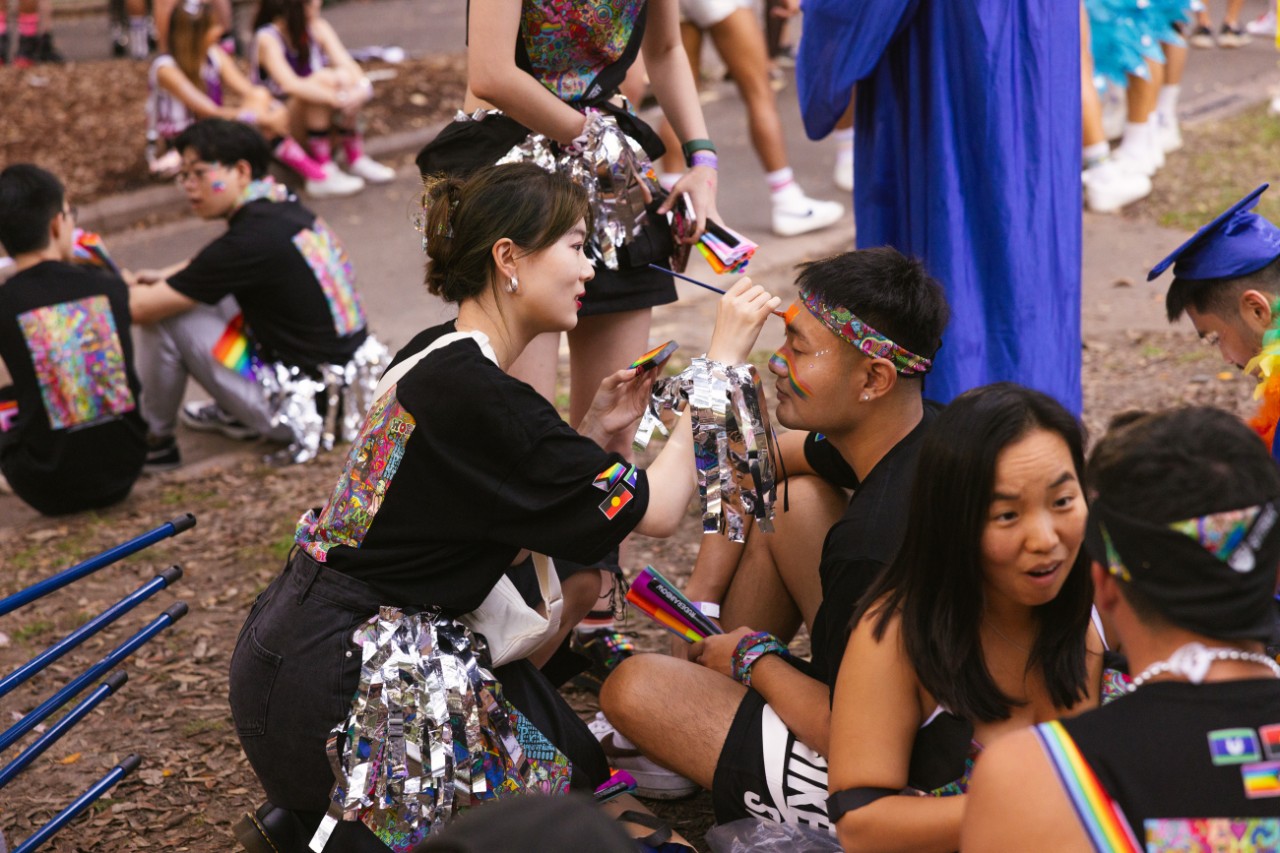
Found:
[1147,183,1280,282]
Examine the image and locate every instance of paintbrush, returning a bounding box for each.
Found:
[648,264,790,320]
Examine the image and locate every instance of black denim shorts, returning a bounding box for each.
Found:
[228,550,389,811]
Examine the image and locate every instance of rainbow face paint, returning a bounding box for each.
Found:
[210,179,227,193]
[769,351,813,400]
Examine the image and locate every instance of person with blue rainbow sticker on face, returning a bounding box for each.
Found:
[1149,183,1280,462]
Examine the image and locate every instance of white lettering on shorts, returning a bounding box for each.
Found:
[741,704,834,834]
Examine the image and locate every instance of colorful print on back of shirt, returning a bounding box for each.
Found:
[1145,817,1280,850]
[296,387,415,560]
[292,217,366,337]
[520,0,643,101]
[18,295,136,430]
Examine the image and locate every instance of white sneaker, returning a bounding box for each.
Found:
[771,189,845,237]
[1111,140,1158,178]
[833,155,853,192]
[346,155,396,184]
[1156,113,1183,154]
[589,713,699,800]
[305,162,365,198]
[1083,158,1152,214]
[1247,8,1276,36]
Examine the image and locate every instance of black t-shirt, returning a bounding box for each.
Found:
[1062,679,1280,842]
[168,198,367,370]
[0,261,146,514]
[806,402,941,689]
[294,321,650,611]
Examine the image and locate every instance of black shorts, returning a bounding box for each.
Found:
[712,687,835,835]
[578,263,676,317]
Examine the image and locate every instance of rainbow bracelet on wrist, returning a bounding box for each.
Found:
[731,631,791,688]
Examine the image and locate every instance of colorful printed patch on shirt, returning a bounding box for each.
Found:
[292,217,365,337]
[520,0,644,101]
[1261,724,1280,760]
[0,399,17,433]
[295,387,414,560]
[1209,729,1262,766]
[18,295,135,430]
[595,463,637,520]
[1242,761,1280,799]
[1145,817,1280,850]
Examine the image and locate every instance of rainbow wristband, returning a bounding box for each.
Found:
[731,631,790,688]
[690,151,718,171]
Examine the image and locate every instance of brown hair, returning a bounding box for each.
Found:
[422,163,591,304]
[169,1,218,88]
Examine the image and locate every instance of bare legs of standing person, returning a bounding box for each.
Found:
[1080,1,1151,213]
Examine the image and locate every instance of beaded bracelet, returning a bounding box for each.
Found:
[731,631,791,688]
[689,151,718,171]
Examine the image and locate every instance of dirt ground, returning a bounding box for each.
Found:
[0,52,466,203]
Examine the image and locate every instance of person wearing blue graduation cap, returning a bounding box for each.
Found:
[1150,183,1280,460]
[793,0,1083,414]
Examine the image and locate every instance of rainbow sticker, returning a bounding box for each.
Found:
[1243,761,1280,799]
[593,462,627,492]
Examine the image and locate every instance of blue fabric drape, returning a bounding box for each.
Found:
[797,0,1083,413]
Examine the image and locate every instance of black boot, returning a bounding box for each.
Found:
[38,32,63,63]
[14,34,37,67]
[233,803,309,853]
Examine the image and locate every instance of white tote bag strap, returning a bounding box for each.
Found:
[373,329,498,400]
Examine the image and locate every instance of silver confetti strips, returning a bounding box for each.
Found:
[310,607,572,852]
[635,358,777,542]
[261,335,391,466]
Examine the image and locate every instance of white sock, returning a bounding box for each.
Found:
[767,166,797,197]
[1117,120,1151,157]
[1156,84,1181,123]
[128,15,147,57]
[833,127,854,147]
[1083,141,1110,169]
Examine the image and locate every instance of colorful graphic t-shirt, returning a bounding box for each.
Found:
[294,321,650,611]
[169,199,367,370]
[519,0,647,102]
[0,261,146,515]
[1061,679,1280,849]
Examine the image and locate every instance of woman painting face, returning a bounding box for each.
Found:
[980,428,1087,611]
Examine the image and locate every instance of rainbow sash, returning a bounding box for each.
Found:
[211,313,260,380]
[1035,721,1143,852]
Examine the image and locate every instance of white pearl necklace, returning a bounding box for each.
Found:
[1130,641,1280,689]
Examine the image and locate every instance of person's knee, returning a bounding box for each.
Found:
[775,474,846,525]
[600,653,668,732]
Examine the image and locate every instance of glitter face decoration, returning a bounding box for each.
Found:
[798,287,933,375]
[768,351,813,400]
[18,296,136,430]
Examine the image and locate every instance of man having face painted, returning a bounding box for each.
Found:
[126,118,380,469]
[1152,183,1280,462]
[599,248,950,830]
[963,408,1280,851]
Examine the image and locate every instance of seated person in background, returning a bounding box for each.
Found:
[599,248,948,828]
[0,165,146,515]
[250,0,394,188]
[827,383,1127,852]
[147,0,346,198]
[962,406,1280,852]
[127,118,381,470]
[1152,183,1280,460]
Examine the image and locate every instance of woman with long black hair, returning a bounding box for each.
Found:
[827,383,1127,853]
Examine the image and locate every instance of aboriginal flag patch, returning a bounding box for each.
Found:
[596,463,638,520]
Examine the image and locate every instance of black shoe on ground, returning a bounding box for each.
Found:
[570,628,636,694]
[233,802,308,853]
[145,435,182,472]
[37,32,63,63]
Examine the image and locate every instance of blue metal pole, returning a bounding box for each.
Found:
[0,603,187,753]
[0,672,128,790]
[0,514,195,617]
[0,568,182,700]
[12,754,142,853]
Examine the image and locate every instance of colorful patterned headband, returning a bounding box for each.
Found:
[798,287,933,375]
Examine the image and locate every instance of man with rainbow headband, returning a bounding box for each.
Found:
[598,248,950,832]
[963,407,1280,851]
[1150,183,1280,462]
[127,119,386,469]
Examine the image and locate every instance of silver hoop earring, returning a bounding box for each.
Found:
[508,275,519,293]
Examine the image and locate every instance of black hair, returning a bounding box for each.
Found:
[854,382,1093,723]
[252,0,311,61]
[794,248,949,375]
[173,119,271,180]
[422,163,591,303]
[1165,257,1280,322]
[0,164,65,256]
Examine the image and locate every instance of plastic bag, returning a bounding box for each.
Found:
[705,818,841,853]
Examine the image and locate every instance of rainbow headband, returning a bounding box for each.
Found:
[797,287,933,375]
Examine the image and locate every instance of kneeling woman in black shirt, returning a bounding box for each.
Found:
[228,162,779,851]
